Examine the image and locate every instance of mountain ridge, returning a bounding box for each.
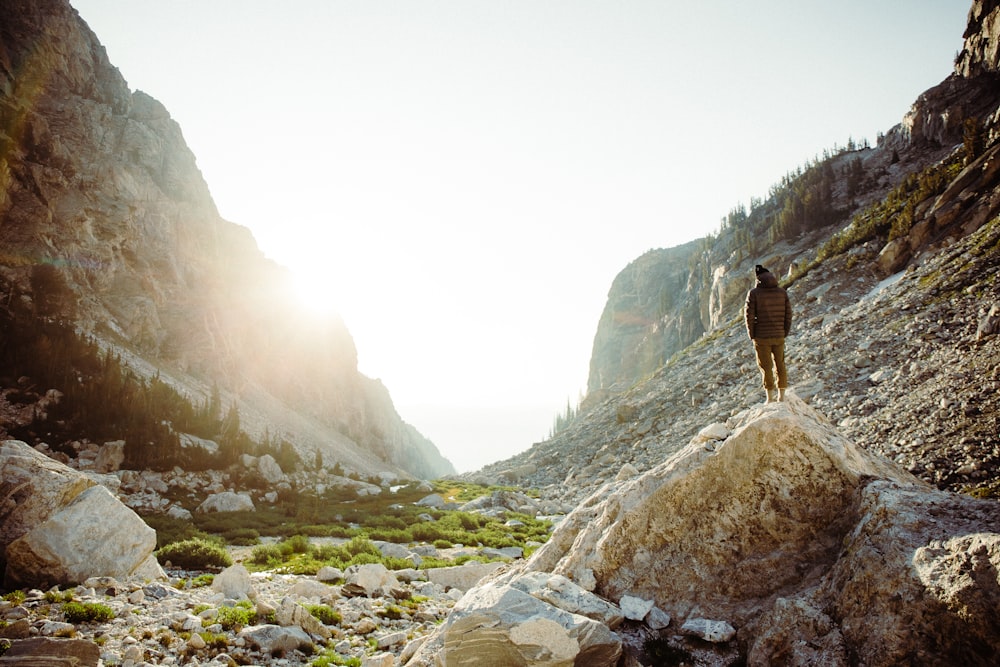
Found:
[0,0,454,479]
[471,0,1000,506]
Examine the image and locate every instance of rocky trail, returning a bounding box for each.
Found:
[0,552,466,666]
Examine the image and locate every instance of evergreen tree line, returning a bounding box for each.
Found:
[0,266,299,472]
[720,121,989,270]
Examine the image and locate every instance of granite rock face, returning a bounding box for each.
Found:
[0,0,453,479]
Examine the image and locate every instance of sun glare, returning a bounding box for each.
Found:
[290,268,341,319]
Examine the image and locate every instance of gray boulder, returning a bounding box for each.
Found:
[238,624,313,654]
[196,491,255,513]
[425,561,505,593]
[430,581,621,665]
[1,440,163,588]
[406,399,1000,665]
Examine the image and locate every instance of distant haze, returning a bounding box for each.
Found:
[70,0,968,472]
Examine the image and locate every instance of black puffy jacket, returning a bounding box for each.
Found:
[745,271,791,340]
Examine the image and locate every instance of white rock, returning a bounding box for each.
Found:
[376,541,412,560]
[615,463,639,481]
[426,561,505,593]
[694,422,730,442]
[417,581,622,666]
[680,617,736,643]
[4,483,163,587]
[316,566,344,583]
[619,594,655,621]
[275,597,332,639]
[178,433,220,456]
[0,440,95,547]
[646,606,672,630]
[344,563,399,597]
[196,491,254,513]
[415,494,446,508]
[165,505,193,521]
[211,564,255,600]
[289,579,334,600]
[511,572,623,628]
[93,440,125,473]
[257,454,284,484]
[362,653,395,667]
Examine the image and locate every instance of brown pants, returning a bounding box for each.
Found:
[753,337,787,390]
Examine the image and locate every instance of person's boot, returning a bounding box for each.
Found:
[765,389,777,403]
[778,388,786,402]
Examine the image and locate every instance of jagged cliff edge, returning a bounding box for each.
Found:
[0,0,454,478]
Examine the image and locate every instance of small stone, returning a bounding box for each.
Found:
[619,594,654,621]
[680,617,736,643]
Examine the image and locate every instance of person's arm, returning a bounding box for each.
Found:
[745,291,756,340]
[784,293,792,336]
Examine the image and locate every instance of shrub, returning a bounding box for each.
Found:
[222,528,260,546]
[377,604,405,620]
[279,534,313,556]
[1,591,25,605]
[305,604,341,626]
[190,574,215,588]
[44,589,74,603]
[216,604,255,630]
[432,539,453,549]
[143,515,208,549]
[381,556,415,571]
[314,544,351,564]
[276,557,324,576]
[63,602,114,624]
[311,650,361,666]
[325,524,354,539]
[156,537,232,570]
[365,515,407,531]
[344,536,380,558]
[409,523,447,542]
[438,512,482,532]
[366,528,411,543]
[347,553,381,567]
[250,543,283,566]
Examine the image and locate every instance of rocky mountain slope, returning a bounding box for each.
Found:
[0,0,452,479]
[410,399,1000,666]
[476,0,1000,509]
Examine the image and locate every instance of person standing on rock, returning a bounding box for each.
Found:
[745,264,792,403]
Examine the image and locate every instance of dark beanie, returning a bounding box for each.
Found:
[755,264,768,276]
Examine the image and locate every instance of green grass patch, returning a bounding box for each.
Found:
[216,602,256,630]
[156,538,232,570]
[305,604,341,626]
[62,602,114,624]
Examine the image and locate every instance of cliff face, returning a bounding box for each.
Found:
[585,0,1000,400]
[0,0,453,478]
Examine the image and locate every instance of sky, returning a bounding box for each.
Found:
[70,0,969,473]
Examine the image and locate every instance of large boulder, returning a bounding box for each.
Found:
[405,399,1000,666]
[0,440,94,547]
[0,637,100,667]
[1,440,164,588]
[5,484,163,588]
[257,453,285,484]
[437,581,622,666]
[425,561,505,593]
